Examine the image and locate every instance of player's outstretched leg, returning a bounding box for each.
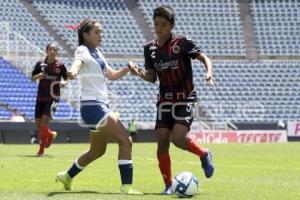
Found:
[46,130,57,148]
[56,130,107,190]
[200,150,214,178]
[171,124,214,178]
[56,171,73,190]
[56,159,85,190]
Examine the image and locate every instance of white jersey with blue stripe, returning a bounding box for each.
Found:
[75,45,109,104]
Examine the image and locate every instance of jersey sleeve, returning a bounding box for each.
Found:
[75,46,89,63]
[32,61,41,76]
[181,37,203,59]
[144,45,154,70]
[60,64,68,80]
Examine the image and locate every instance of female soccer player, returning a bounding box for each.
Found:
[129,6,215,194]
[56,19,142,195]
[31,42,68,156]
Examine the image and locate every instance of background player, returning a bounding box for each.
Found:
[129,5,215,194]
[31,42,68,156]
[56,19,142,195]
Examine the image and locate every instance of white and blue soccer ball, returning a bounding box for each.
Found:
[172,171,199,198]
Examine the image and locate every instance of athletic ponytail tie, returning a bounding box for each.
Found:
[65,19,96,32]
[64,23,82,30]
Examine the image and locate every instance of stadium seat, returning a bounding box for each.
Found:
[250,0,300,56]
[33,0,145,55]
[138,0,246,56]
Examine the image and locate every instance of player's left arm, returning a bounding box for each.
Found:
[196,53,214,86]
[182,37,214,86]
[106,64,130,80]
[60,64,68,88]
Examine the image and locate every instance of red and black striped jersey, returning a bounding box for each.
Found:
[32,58,67,102]
[144,34,202,102]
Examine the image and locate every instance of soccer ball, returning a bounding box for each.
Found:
[172,172,199,198]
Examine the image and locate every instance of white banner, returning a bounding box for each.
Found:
[237,130,287,143]
[188,130,287,144]
[287,121,300,137]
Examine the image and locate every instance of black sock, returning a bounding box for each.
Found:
[67,160,84,178]
[118,160,133,185]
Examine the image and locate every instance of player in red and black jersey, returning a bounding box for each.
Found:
[31,42,68,156]
[129,6,215,194]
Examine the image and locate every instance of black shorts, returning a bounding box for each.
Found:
[155,101,196,130]
[35,100,58,119]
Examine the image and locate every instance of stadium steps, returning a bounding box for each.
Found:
[19,0,73,56]
[124,0,153,42]
[238,0,258,59]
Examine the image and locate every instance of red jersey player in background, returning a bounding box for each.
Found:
[31,42,68,156]
[129,5,215,194]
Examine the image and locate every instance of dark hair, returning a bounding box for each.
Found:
[78,18,98,45]
[46,42,58,52]
[153,5,175,25]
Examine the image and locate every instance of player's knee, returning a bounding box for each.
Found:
[171,135,184,148]
[157,141,170,153]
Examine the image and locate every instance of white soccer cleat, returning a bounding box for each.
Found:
[56,171,73,190]
[120,184,143,195]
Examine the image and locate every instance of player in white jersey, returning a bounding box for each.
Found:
[56,18,142,195]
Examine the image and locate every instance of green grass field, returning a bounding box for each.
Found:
[0,143,300,200]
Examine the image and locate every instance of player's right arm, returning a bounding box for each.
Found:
[139,68,157,83]
[31,73,45,81]
[68,46,87,80]
[128,44,157,83]
[31,61,45,81]
[129,64,157,83]
[68,60,83,80]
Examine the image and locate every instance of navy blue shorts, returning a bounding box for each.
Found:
[80,100,111,130]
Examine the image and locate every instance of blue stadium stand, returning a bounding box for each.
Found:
[33,0,145,55]
[138,0,246,56]
[0,0,59,53]
[0,57,80,121]
[0,106,12,120]
[251,0,300,56]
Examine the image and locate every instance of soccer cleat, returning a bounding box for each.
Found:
[200,150,214,178]
[36,152,44,157]
[36,146,44,157]
[56,171,73,190]
[45,131,57,148]
[120,184,143,195]
[161,185,173,195]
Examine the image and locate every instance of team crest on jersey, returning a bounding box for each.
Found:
[172,45,180,54]
[55,67,60,73]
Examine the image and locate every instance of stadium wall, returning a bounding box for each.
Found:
[0,122,156,144]
[0,122,298,144]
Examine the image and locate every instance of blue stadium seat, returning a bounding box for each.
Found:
[33,0,145,55]
[138,0,246,56]
[251,0,300,56]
